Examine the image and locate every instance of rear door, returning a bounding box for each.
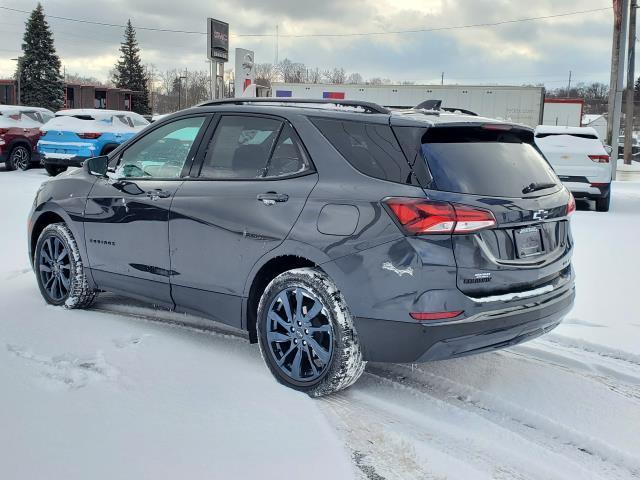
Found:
[169,114,318,326]
[402,124,573,297]
[84,114,210,306]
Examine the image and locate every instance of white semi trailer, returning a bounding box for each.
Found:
[270,82,545,128]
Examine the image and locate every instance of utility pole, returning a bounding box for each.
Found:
[607,0,629,180]
[567,70,572,95]
[275,25,279,65]
[625,0,637,165]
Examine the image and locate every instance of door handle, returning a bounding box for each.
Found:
[257,192,289,205]
[146,189,172,200]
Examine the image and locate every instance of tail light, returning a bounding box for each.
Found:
[567,193,576,216]
[588,154,609,163]
[410,311,464,321]
[385,198,497,235]
[0,128,8,135]
[77,132,102,139]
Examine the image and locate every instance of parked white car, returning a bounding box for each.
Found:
[535,125,611,212]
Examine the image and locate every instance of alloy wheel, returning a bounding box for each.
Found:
[12,146,30,171]
[38,235,71,302]
[266,287,334,382]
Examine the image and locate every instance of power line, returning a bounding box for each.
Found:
[0,5,612,38]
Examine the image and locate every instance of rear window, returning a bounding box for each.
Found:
[422,126,560,197]
[536,132,598,140]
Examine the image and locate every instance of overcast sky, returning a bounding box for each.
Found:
[0,0,620,88]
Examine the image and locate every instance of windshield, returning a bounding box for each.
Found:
[422,126,560,198]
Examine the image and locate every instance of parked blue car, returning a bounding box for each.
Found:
[38,109,149,176]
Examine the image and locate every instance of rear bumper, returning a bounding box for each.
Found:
[41,154,87,167]
[565,181,610,200]
[354,279,575,363]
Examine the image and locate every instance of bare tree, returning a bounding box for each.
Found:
[346,72,363,84]
[255,63,277,87]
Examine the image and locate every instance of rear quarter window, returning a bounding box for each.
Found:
[310,117,418,185]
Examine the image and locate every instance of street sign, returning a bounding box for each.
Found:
[207,18,229,62]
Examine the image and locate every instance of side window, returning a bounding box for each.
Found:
[115,116,206,179]
[310,117,412,184]
[199,115,282,179]
[264,124,310,178]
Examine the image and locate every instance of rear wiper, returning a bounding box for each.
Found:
[522,182,557,194]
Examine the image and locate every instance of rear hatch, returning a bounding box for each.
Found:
[395,122,574,298]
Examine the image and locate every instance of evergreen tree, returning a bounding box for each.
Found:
[113,20,150,114]
[17,3,64,111]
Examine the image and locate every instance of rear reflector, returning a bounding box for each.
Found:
[588,154,609,163]
[567,194,576,216]
[590,182,609,187]
[385,198,496,235]
[77,132,102,139]
[410,311,464,321]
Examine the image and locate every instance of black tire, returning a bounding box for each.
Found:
[11,145,31,171]
[4,156,16,171]
[596,194,610,212]
[34,223,96,309]
[257,267,365,397]
[44,164,67,177]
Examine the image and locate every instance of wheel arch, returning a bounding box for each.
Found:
[99,143,120,156]
[243,239,337,342]
[7,138,33,156]
[29,206,92,290]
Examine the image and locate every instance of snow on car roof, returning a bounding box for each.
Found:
[55,109,133,117]
[535,125,599,136]
[0,105,53,115]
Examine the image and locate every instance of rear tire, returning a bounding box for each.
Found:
[44,164,67,177]
[257,267,365,397]
[34,223,96,309]
[596,194,610,212]
[11,145,31,171]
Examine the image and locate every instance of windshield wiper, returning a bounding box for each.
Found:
[522,182,557,194]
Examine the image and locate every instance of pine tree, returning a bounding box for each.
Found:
[112,20,150,114]
[17,3,64,111]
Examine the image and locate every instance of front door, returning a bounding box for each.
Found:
[84,115,210,306]
[169,115,318,326]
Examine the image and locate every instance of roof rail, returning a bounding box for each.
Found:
[197,97,391,114]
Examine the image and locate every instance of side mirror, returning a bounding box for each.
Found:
[84,155,109,177]
[604,145,613,155]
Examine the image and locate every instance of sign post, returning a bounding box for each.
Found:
[207,18,229,100]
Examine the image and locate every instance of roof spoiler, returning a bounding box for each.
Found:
[414,100,478,117]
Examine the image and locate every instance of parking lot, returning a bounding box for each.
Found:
[1,166,638,480]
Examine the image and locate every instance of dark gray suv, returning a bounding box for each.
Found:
[28,98,575,396]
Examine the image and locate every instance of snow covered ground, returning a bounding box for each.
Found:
[1,167,639,479]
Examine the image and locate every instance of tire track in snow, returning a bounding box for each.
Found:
[363,362,639,480]
[89,298,640,479]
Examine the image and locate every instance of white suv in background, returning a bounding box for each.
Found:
[535,125,612,212]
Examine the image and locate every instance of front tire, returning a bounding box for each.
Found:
[44,164,67,176]
[34,223,96,309]
[257,267,365,397]
[11,145,31,171]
